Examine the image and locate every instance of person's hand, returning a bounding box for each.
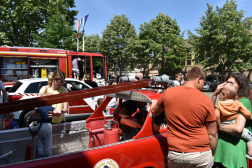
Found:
[132,117,138,125]
[213,82,227,96]
[47,109,62,118]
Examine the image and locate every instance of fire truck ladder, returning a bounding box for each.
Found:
[0,80,151,114]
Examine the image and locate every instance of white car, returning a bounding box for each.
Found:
[7,78,103,127]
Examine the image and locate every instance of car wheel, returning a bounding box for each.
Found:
[169,83,173,88]
[20,110,33,127]
[209,86,213,92]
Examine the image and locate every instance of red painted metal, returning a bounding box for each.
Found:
[0,80,151,114]
[104,120,121,145]
[90,55,93,82]
[68,99,94,114]
[58,58,66,74]
[67,55,72,78]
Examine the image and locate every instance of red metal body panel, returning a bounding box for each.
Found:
[68,99,94,114]
[90,55,93,81]
[0,80,151,114]
[0,47,67,57]
[67,55,72,78]
[4,133,168,168]
[58,58,67,75]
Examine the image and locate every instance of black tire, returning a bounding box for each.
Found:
[209,86,213,92]
[20,110,33,127]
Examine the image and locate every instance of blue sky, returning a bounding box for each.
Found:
[73,0,252,39]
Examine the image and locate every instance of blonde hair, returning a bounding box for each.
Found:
[5,112,15,119]
[48,70,65,86]
[222,83,237,99]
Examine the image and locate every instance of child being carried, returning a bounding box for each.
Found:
[215,83,252,159]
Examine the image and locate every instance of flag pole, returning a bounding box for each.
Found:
[77,37,79,51]
[83,35,84,52]
[83,16,85,52]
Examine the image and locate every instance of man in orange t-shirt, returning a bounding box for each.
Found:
[152,66,218,168]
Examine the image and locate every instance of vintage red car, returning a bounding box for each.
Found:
[0,80,251,168]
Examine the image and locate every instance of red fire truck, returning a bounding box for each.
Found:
[0,46,107,86]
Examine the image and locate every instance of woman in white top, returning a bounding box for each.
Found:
[106,79,119,115]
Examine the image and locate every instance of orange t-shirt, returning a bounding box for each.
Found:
[215,100,251,121]
[157,86,216,153]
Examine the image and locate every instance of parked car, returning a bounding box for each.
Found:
[7,78,103,127]
[202,75,223,92]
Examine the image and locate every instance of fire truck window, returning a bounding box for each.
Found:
[24,82,40,93]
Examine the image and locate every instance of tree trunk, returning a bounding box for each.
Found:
[221,61,226,83]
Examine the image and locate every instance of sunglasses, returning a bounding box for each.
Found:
[54,78,65,84]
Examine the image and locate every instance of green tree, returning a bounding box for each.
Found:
[188,0,252,81]
[139,12,187,75]
[33,11,74,49]
[83,34,101,52]
[0,0,77,47]
[100,14,137,75]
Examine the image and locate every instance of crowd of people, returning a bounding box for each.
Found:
[151,66,252,168]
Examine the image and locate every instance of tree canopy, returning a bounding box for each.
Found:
[83,34,101,52]
[100,14,137,75]
[0,0,78,47]
[139,12,187,75]
[188,0,252,80]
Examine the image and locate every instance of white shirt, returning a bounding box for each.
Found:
[107,97,118,107]
[173,80,180,87]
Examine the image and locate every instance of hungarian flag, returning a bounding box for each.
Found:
[77,14,89,38]
[77,18,83,38]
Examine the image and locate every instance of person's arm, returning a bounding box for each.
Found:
[219,114,246,134]
[2,89,7,103]
[215,108,221,128]
[239,102,252,120]
[211,82,227,105]
[206,120,218,156]
[151,100,164,116]
[61,102,68,114]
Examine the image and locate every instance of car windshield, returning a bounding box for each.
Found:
[205,76,214,82]
[8,82,22,93]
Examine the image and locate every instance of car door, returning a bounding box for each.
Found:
[65,80,103,116]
